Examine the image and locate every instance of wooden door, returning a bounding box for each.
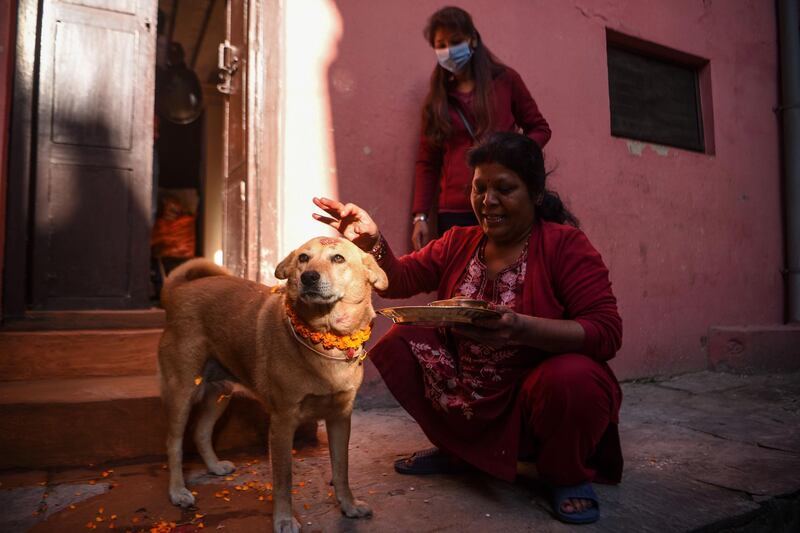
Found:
[219,0,248,278]
[30,0,157,309]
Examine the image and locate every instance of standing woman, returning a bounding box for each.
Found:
[411,6,551,250]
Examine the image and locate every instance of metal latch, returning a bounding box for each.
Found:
[217,40,239,95]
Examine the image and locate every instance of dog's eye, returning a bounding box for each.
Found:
[331,254,345,264]
[298,253,309,263]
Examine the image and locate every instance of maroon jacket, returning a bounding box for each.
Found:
[412,67,551,215]
[377,222,622,362]
[371,223,623,482]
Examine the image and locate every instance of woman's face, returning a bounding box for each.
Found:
[432,27,471,50]
[471,162,536,245]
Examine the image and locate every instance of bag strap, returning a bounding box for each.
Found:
[453,104,478,142]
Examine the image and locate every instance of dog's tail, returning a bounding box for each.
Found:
[160,258,232,309]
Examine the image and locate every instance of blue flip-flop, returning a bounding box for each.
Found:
[393,447,467,475]
[551,482,600,524]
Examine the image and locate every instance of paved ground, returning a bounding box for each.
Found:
[1,370,799,532]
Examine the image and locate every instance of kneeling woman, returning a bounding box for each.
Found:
[312,131,622,524]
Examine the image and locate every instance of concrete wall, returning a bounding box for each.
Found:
[281,0,781,381]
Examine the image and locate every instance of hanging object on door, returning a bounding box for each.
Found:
[156,42,204,125]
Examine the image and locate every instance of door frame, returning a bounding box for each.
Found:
[4,0,39,318]
[239,0,281,283]
[3,0,282,320]
[0,0,17,320]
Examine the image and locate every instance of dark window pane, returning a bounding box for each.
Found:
[608,45,704,152]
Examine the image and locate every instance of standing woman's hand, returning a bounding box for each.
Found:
[312,197,380,251]
[411,219,430,251]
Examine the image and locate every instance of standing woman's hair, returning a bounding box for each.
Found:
[468,132,580,227]
[421,7,507,146]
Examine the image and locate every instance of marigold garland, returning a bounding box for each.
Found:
[284,302,371,352]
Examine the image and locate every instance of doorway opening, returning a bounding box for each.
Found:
[150,0,227,299]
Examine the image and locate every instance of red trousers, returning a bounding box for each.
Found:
[370,326,623,485]
[518,353,623,485]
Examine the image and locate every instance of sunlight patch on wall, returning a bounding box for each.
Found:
[280,0,342,260]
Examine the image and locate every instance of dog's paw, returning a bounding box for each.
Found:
[169,486,196,508]
[207,460,236,476]
[273,516,301,533]
[340,498,372,518]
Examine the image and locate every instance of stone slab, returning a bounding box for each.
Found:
[708,325,800,374]
[0,375,268,470]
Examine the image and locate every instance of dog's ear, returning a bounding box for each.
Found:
[274,251,296,280]
[362,253,388,291]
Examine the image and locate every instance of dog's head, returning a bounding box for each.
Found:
[275,237,388,305]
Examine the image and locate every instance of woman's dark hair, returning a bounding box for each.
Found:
[421,6,506,146]
[467,132,580,227]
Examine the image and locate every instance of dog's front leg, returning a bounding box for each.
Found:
[269,414,301,533]
[326,414,372,518]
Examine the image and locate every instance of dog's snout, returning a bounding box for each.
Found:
[300,270,320,287]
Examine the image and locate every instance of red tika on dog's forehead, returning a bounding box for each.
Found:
[318,237,341,246]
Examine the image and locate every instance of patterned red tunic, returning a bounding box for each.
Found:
[413,239,528,418]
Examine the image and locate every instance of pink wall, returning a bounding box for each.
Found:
[326,0,783,379]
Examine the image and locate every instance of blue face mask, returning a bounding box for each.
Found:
[435,41,473,73]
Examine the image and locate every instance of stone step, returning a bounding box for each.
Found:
[1,309,166,331]
[0,375,269,470]
[0,329,162,381]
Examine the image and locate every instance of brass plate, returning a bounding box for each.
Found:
[429,298,492,309]
[377,304,500,327]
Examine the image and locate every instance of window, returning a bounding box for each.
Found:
[606,31,710,153]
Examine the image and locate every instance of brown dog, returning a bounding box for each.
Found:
[158,236,388,533]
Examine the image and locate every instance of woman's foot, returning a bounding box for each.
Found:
[551,482,600,524]
[393,447,468,475]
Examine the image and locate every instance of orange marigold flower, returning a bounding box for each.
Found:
[285,303,372,351]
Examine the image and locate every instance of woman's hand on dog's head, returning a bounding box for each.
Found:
[312,197,380,251]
